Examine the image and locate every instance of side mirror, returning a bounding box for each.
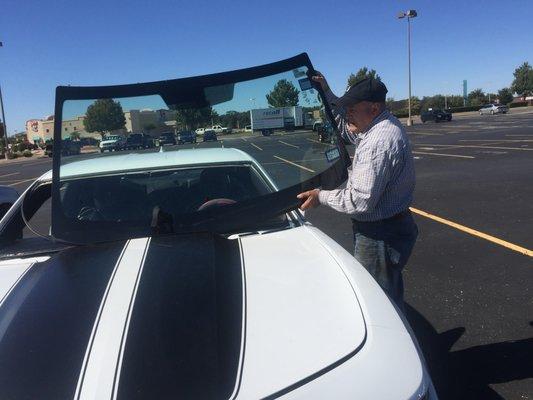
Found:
[0,186,20,219]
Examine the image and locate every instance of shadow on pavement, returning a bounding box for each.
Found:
[405,304,533,399]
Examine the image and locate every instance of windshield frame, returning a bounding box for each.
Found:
[51,53,350,244]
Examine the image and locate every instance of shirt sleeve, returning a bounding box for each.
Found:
[322,87,357,145]
[318,147,392,215]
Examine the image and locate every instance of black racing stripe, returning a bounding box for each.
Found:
[116,234,243,400]
[0,241,127,400]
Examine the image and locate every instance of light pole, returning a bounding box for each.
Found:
[397,10,417,126]
[0,41,9,159]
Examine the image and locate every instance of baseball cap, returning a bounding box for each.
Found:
[332,77,388,108]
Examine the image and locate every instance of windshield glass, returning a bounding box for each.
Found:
[52,54,349,244]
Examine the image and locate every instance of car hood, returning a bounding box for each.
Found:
[0,227,365,399]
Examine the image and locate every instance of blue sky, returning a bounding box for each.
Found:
[1,0,532,135]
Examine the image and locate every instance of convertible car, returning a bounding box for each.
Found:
[0,54,437,399]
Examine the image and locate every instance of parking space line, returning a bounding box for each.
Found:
[417,143,533,151]
[273,156,315,173]
[6,177,38,187]
[410,207,533,258]
[306,138,334,146]
[412,151,474,159]
[278,140,299,149]
[0,172,20,179]
[459,139,533,142]
[250,143,263,151]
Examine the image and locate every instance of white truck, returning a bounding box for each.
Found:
[210,125,232,134]
[195,125,231,135]
[250,106,304,135]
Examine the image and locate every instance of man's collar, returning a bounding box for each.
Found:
[357,109,390,137]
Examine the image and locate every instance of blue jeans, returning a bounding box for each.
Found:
[352,211,418,312]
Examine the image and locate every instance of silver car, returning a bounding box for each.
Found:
[479,104,508,115]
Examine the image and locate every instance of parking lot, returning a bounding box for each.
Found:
[1,109,532,399]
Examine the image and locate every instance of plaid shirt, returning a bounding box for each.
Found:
[318,88,416,222]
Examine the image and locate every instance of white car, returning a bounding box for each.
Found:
[0,54,437,399]
[195,127,206,135]
[479,103,508,115]
[99,135,125,152]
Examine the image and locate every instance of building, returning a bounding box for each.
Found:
[26,108,177,144]
[25,115,100,144]
[125,109,177,135]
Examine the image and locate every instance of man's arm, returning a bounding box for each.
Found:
[318,148,392,214]
[312,73,357,144]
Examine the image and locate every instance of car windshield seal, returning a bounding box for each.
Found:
[51,53,350,244]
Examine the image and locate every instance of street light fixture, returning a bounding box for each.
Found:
[398,9,417,126]
[0,41,9,159]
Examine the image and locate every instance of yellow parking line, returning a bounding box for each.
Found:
[279,140,299,149]
[273,156,315,173]
[412,151,474,159]
[250,143,263,151]
[410,207,533,257]
[0,172,20,179]
[418,143,532,151]
[459,139,533,142]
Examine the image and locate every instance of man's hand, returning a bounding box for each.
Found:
[311,71,330,92]
[297,189,321,211]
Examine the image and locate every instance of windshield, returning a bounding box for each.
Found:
[51,54,349,244]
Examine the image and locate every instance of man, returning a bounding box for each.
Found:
[297,73,417,311]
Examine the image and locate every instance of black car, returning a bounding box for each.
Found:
[202,130,217,142]
[420,108,452,123]
[159,132,176,146]
[317,121,334,143]
[124,133,155,150]
[177,130,197,144]
[45,140,82,157]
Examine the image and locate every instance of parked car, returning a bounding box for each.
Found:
[45,140,82,157]
[479,104,508,115]
[312,119,324,131]
[99,135,125,152]
[0,54,437,400]
[244,125,252,132]
[202,130,218,142]
[124,133,155,150]
[420,108,452,123]
[317,121,334,143]
[158,132,177,146]
[177,130,197,144]
[195,127,206,135]
[210,125,232,134]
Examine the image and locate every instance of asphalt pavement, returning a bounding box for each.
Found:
[1,109,532,399]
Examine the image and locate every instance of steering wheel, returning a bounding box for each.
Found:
[197,198,237,211]
[77,206,104,221]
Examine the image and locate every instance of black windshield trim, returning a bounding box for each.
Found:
[52,53,350,244]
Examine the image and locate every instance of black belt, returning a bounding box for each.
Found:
[352,209,411,225]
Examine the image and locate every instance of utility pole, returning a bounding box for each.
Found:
[0,41,9,159]
[397,10,417,126]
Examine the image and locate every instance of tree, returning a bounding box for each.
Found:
[347,67,381,89]
[175,106,214,130]
[467,89,486,106]
[498,87,514,105]
[511,62,533,97]
[266,79,299,108]
[83,99,126,138]
[143,123,157,132]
